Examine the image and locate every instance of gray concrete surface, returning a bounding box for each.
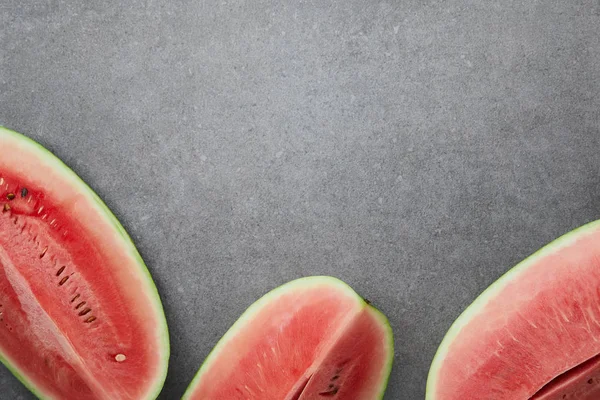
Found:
[0,0,599,398]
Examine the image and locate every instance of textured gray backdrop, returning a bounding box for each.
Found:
[1,1,599,399]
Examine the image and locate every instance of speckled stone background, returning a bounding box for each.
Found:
[1,0,599,398]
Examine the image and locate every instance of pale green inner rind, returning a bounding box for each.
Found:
[365,305,395,400]
[182,276,393,399]
[0,351,50,400]
[426,219,600,399]
[0,126,170,400]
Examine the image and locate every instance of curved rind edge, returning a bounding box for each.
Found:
[0,126,170,400]
[182,276,370,399]
[425,219,600,399]
[0,351,50,400]
[365,305,395,400]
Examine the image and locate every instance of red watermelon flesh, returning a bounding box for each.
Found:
[182,277,394,400]
[294,306,393,399]
[531,354,600,400]
[0,127,169,399]
[427,220,600,400]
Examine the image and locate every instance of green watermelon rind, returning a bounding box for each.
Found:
[365,304,395,400]
[182,276,394,400]
[426,219,600,399]
[0,126,170,400]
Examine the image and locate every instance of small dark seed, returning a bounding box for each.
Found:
[6,193,15,200]
[75,301,86,310]
[2,204,9,212]
[328,384,334,389]
[59,276,69,286]
[318,387,339,396]
[40,247,48,258]
[84,316,96,323]
[21,188,28,198]
[56,266,65,276]
[78,308,91,316]
[588,378,594,384]
[332,375,340,380]
[71,294,80,303]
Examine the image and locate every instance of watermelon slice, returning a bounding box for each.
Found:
[182,276,394,400]
[427,220,600,400]
[0,127,169,399]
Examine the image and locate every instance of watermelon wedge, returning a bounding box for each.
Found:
[182,276,394,400]
[427,220,600,400]
[0,127,169,399]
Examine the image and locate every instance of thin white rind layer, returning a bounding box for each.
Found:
[426,219,600,399]
[0,126,170,400]
[182,276,394,400]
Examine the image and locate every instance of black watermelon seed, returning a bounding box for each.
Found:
[318,387,339,396]
[21,188,28,198]
[6,193,15,200]
[78,308,91,316]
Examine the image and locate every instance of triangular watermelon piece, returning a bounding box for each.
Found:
[183,276,394,400]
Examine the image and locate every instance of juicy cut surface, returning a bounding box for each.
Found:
[294,307,392,400]
[184,278,393,400]
[0,130,167,400]
[531,353,600,400]
[430,223,600,400]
